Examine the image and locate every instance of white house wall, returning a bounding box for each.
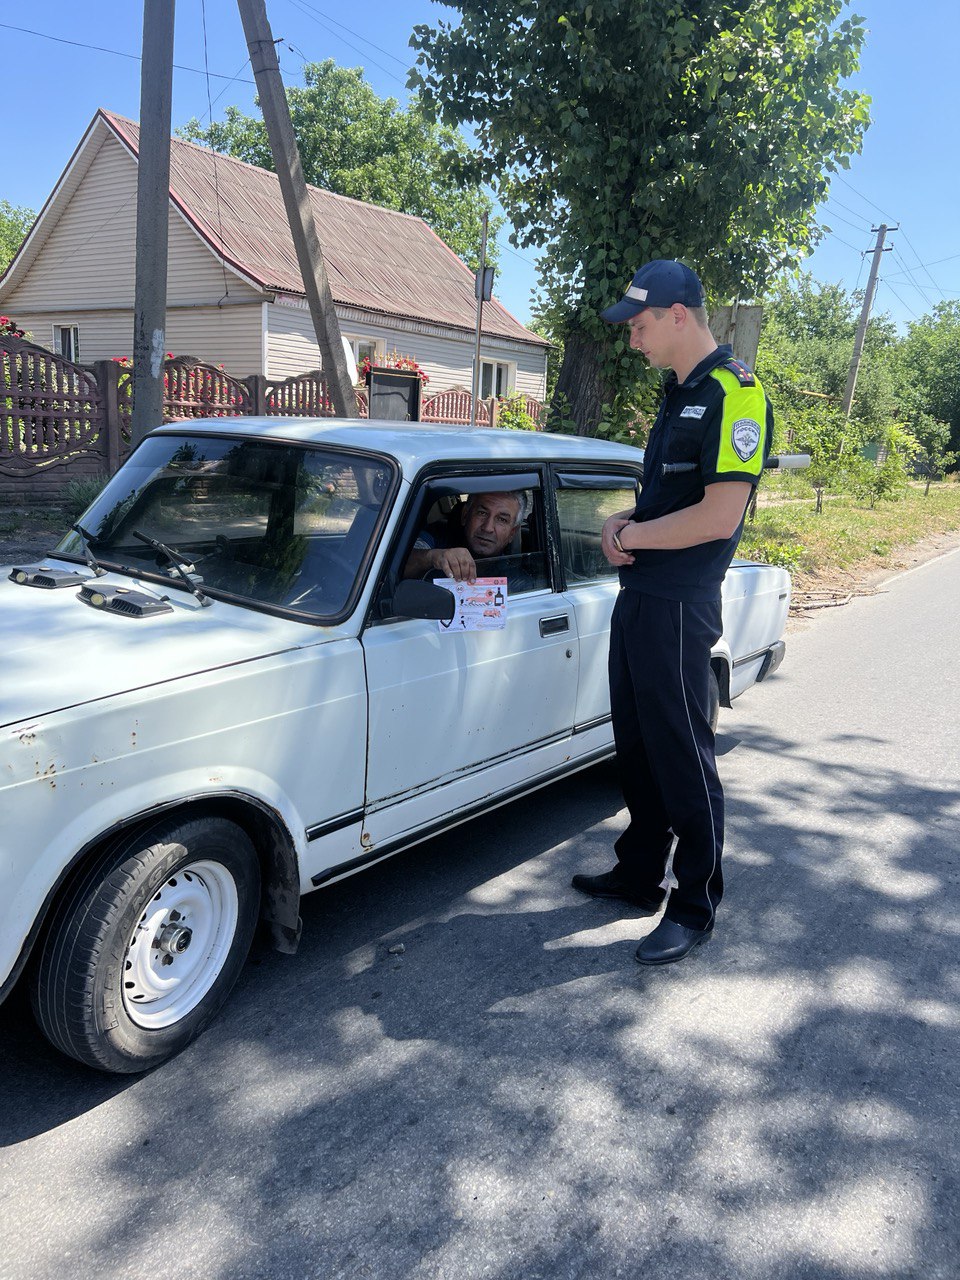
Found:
[5,129,264,367]
[266,298,547,399]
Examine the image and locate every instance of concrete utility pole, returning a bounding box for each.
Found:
[236,0,357,416]
[469,212,491,428]
[842,223,896,418]
[131,0,176,446]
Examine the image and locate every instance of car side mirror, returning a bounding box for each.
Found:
[390,579,456,622]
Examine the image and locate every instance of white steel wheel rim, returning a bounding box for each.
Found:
[122,859,240,1029]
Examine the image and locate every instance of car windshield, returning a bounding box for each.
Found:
[54,434,394,619]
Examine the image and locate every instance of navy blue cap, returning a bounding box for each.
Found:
[600,259,705,323]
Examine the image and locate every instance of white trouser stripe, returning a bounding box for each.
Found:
[677,602,718,929]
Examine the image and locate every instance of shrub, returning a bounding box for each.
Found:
[61,475,109,523]
[496,393,537,431]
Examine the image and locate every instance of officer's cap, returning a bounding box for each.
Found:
[600,260,705,324]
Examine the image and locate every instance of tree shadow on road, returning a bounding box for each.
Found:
[2,743,958,1280]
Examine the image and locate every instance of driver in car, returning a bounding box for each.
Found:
[403,490,531,583]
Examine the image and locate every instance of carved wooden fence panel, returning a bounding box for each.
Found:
[2,344,544,504]
[263,372,371,419]
[163,358,251,419]
[264,371,333,417]
[421,386,491,426]
[0,337,110,500]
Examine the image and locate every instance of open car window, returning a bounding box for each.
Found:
[389,473,551,610]
[54,434,394,620]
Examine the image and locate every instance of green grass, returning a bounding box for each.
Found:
[739,481,960,577]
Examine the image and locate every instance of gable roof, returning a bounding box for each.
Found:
[1,108,547,348]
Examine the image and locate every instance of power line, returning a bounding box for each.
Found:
[825,195,873,228]
[282,0,412,69]
[891,246,937,309]
[284,0,409,86]
[0,20,256,84]
[834,173,899,225]
[823,206,876,235]
[878,277,921,322]
[898,227,945,298]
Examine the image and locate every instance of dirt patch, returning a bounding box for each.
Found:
[0,510,69,567]
[788,527,960,630]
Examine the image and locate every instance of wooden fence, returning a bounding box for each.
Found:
[0,337,543,504]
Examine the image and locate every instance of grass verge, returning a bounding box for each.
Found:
[738,481,960,578]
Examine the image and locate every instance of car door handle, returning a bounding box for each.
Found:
[539,613,569,637]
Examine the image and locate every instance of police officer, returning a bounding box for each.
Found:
[571,259,773,965]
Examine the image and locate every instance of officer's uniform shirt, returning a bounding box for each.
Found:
[619,343,773,602]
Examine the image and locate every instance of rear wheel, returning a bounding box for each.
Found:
[31,816,260,1073]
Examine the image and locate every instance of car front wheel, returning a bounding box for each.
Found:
[31,816,260,1073]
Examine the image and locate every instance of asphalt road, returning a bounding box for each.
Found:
[1,548,958,1280]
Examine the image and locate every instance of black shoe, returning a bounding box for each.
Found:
[571,868,661,912]
[634,917,712,966]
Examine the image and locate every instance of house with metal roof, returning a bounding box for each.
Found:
[0,109,549,400]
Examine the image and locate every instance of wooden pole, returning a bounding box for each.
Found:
[842,224,895,418]
[131,0,176,445]
[236,0,357,417]
[469,212,490,428]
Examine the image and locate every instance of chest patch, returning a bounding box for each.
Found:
[732,418,761,462]
[679,404,707,419]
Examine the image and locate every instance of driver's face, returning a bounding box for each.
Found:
[462,493,521,558]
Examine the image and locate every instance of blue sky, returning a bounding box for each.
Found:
[2,0,956,330]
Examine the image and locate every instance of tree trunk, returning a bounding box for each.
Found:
[552,328,613,436]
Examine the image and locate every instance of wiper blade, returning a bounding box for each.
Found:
[72,523,107,577]
[131,529,211,607]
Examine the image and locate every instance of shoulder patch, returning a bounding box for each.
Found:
[731,418,762,462]
[722,358,756,387]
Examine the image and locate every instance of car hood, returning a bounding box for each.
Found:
[0,566,335,728]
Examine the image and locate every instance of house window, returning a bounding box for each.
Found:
[480,360,513,400]
[345,335,382,369]
[54,325,80,362]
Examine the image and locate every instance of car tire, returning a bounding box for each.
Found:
[707,668,721,736]
[31,816,260,1074]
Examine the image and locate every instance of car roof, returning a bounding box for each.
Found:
[150,417,644,475]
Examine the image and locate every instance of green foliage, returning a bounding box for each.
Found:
[849,422,920,507]
[897,301,960,459]
[738,531,806,572]
[61,475,109,523]
[495,393,537,432]
[180,60,501,271]
[410,0,870,433]
[0,200,35,274]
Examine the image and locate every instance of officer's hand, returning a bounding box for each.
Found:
[602,516,635,566]
[431,546,478,582]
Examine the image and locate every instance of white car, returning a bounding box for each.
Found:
[0,420,789,1072]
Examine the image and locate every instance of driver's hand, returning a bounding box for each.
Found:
[431,546,478,582]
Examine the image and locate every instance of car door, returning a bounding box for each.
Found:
[360,469,580,845]
[552,468,643,729]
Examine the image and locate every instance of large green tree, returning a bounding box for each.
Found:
[897,301,960,460]
[180,60,501,270]
[410,0,870,432]
[0,200,35,275]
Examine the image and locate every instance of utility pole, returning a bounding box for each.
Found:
[469,212,491,428]
[131,0,176,446]
[236,0,357,416]
[842,223,896,418]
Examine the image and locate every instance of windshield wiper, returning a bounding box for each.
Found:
[71,523,107,577]
[131,529,211,607]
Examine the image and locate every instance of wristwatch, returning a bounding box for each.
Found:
[612,529,625,554]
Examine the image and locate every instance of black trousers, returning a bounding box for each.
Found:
[608,589,724,931]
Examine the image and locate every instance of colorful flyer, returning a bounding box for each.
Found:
[436,577,508,631]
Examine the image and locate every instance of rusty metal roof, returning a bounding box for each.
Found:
[102,111,547,348]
